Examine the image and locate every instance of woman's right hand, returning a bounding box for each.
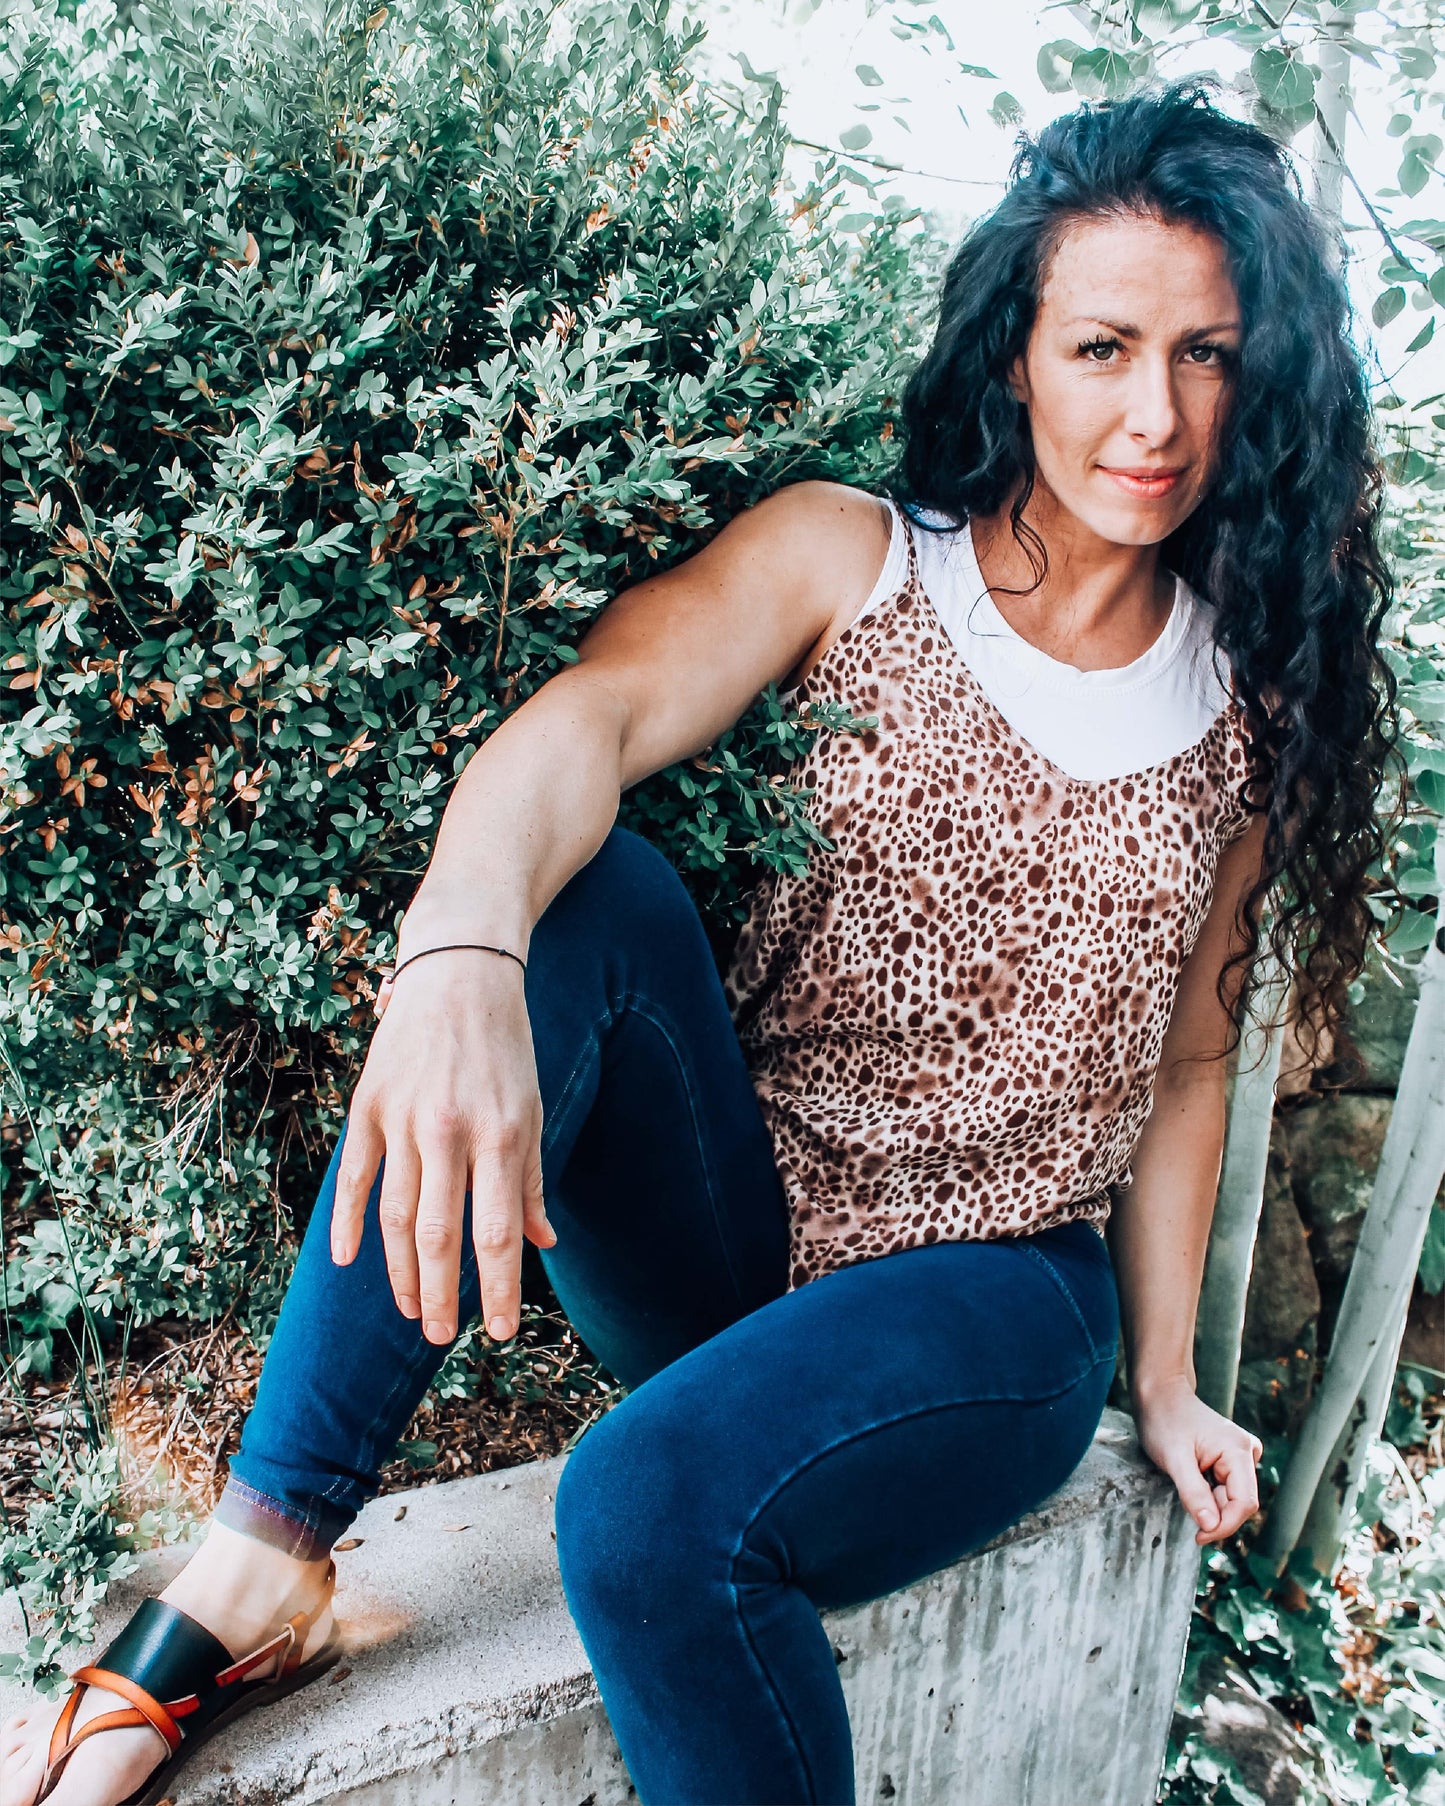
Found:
[329,945,556,1348]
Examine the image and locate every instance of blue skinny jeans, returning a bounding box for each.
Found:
[216,824,1121,1806]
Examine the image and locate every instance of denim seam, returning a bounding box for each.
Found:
[727,1354,1115,1569]
[725,1357,1115,1799]
[540,1010,612,1162]
[342,1323,451,1505]
[220,1478,325,1558]
[538,990,747,1313]
[224,1475,319,1532]
[613,988,749,1316]
[727,1592,825,1804]
[1019,1241,1106,1363]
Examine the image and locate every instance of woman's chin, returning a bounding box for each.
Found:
[1069,495,1184,548]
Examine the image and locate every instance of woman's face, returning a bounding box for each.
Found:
[1008,211,1242,547]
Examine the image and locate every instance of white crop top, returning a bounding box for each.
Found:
[784,493,1236,784]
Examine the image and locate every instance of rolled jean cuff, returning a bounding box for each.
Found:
[212,1475,353,1562]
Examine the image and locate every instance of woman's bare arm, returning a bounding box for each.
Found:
[396,479,890,959]
[1106,812,1269,1403]
[331,480,891,1349]
[1106,812,1271,1544]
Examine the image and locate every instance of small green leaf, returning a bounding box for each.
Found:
[1131,0,1203,29]
[1250,47,1315,116]
[1420,1201,1445,1294]
[733,50,777,86]
[1036,40,1082,96]
[1385,906,1438,953]
[1399,147,1436,199]
[1405,680,1445,722]
[855,64,882,87]
[1070,48,1132,101]
[839,123,873,151]
[1373,286,1407,328]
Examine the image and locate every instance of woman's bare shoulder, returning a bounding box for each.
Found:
[755,478,893,562]
[752,479,893,611]
[751,481,896,692]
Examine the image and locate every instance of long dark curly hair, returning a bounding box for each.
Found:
[884,75,1405,1080]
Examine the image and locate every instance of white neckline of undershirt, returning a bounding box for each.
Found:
[900,500,1199,699]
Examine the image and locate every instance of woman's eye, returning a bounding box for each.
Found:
[1077,337,1119,361]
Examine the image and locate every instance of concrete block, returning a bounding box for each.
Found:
[0,1406,1200,1805]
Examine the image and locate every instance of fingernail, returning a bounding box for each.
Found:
[489,1315,511,1339]
[425,1319,452,1342]
[397,1296,419,1318]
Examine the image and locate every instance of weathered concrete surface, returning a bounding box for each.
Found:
[0,1407,1199,1805]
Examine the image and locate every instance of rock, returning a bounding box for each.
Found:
[1282,1095,1445,1356]
[1400,1279,1443,1378]
[1234,1146,1321,1440]
[1281,1095,1394,1345]
[1234,1345,1319,1443]
[1174,1652,1332,1805]
[1242,1145,1321,1364]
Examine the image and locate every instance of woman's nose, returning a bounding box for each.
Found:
[1122,355,1184,446]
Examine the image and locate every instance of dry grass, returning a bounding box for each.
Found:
[0,1307,622,1529]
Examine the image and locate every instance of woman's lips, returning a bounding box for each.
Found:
[1100,467,1183,498]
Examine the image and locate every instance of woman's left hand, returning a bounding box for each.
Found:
[1132,1376,1264,1546]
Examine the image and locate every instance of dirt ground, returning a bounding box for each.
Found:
[0,1301,623,1532]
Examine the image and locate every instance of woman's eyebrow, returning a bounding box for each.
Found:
[1064,315,1243,337]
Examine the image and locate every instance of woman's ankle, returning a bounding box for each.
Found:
[159,1519,332,1647]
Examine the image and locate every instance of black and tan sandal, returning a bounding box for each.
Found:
[35,1557,341,1806]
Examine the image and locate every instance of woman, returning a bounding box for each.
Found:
[4,77,1399,1806]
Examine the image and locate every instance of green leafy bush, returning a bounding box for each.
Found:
[0,0,934,1363]
[0,0,937,1681]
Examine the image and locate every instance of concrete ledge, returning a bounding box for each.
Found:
[0,1406,1199,1805]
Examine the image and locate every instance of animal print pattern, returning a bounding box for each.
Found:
[722,506,1259,1293]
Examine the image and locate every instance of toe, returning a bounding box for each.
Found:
[1,1701,48,1767]
[1,1733,46,1806]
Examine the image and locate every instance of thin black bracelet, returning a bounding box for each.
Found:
[384,942,527,983]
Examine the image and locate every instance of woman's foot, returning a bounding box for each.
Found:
[0,1521,336,1806]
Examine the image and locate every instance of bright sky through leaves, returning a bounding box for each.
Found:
[696,0,1445,405]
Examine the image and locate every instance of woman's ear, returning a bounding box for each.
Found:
[1007,352,1029,406]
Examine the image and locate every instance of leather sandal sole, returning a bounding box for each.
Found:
[116,1635,344,1806]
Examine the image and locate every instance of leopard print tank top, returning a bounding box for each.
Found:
[721,505,1258,1293]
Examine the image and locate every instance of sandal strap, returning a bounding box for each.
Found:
[83,1594,234,1709]
[214,1614,300,1686]
[72,1666,185,1748]
[39,1676,178,1803]
[41,1702,167,1799]
[38,1682,89,1800]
